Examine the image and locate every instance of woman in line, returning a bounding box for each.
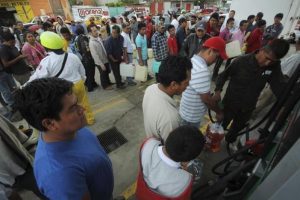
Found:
[22,32,47,69]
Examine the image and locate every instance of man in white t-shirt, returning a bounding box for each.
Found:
[179,37,227,128]
[121,23,137,86]
[171,14,179,31]
[142,56,192,141]
[220,10,240,33]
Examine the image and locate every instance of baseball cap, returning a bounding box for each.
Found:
[195,21,206,31]
[203,37,228,60]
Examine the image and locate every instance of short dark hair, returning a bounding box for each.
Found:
[60,27,71,35]
[230,10,236,14]
[275,13,284,19]
[87,24,97,33]
[122,23,129,29]
[138,22,146,31]
[42,21,52,31]
[257,12,264,20]
[1,32,15,41]
[14,78,73,131]
[257,20,266,27]
[165,125,205,162]
[239,20,247,27]
[190,15,197,20]
[247,15,255,20]
[112,25,120,33]
[179,18,187,24]
[210,12,219,21]
[167,24,175,31]
[219,16,225,20]
[226,17,234,24]
[110,17,117,23]
[158,56,192,87]
[159,16,165,21]
[75,25,84,35]
[265,39,290,59]
[131,16,137,21]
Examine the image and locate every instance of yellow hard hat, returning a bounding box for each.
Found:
[40,31,63,50]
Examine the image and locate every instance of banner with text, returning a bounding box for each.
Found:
[72,6,110,21]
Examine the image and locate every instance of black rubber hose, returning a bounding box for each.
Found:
[212,138,265,176]
[192,159,258,200]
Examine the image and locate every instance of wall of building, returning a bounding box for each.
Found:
[28,0,52,16]
[60,0,73,20]
[83,0,96,6]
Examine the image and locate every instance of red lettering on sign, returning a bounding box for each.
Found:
[78,8,105,18]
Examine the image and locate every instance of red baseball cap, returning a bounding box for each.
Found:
[203,37,228,60]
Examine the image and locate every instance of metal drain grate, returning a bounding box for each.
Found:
[97,127,128,153]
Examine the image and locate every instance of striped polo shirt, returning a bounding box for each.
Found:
[179,55,211,123]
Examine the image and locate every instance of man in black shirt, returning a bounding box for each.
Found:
[215,39,290,143]
[0,32,31,85]
[176,18,187,51]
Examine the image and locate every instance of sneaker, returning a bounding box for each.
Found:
[87,88,94,92]
[128,81,137,86]
[104,85,113,90]
[147,75,153,81]
[116,85,126,89]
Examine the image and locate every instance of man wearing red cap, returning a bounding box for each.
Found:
[179,37,227,128]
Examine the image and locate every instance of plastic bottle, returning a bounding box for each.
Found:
[205,123,225,152]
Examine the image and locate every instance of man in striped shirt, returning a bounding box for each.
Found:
[179,37,227,128]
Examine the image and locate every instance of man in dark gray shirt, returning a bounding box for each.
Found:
[0,32,31,85]
[215,39,290,144]
[180,21,211,59]
[262,13,284,46]
[130,16,139,44]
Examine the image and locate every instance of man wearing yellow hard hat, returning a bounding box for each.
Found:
[27,31,95,125]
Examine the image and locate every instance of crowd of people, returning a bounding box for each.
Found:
[0,8,300,200]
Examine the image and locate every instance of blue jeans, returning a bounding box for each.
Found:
[126,53,134,82]
[180,117,201,129]
[0,72,17,106]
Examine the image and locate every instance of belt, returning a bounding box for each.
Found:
[127,53,133,54]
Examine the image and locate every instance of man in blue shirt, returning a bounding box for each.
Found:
[136,22,153,80]
[135,22,148,66]
[14,77,114,200]
[105,25,126,89]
